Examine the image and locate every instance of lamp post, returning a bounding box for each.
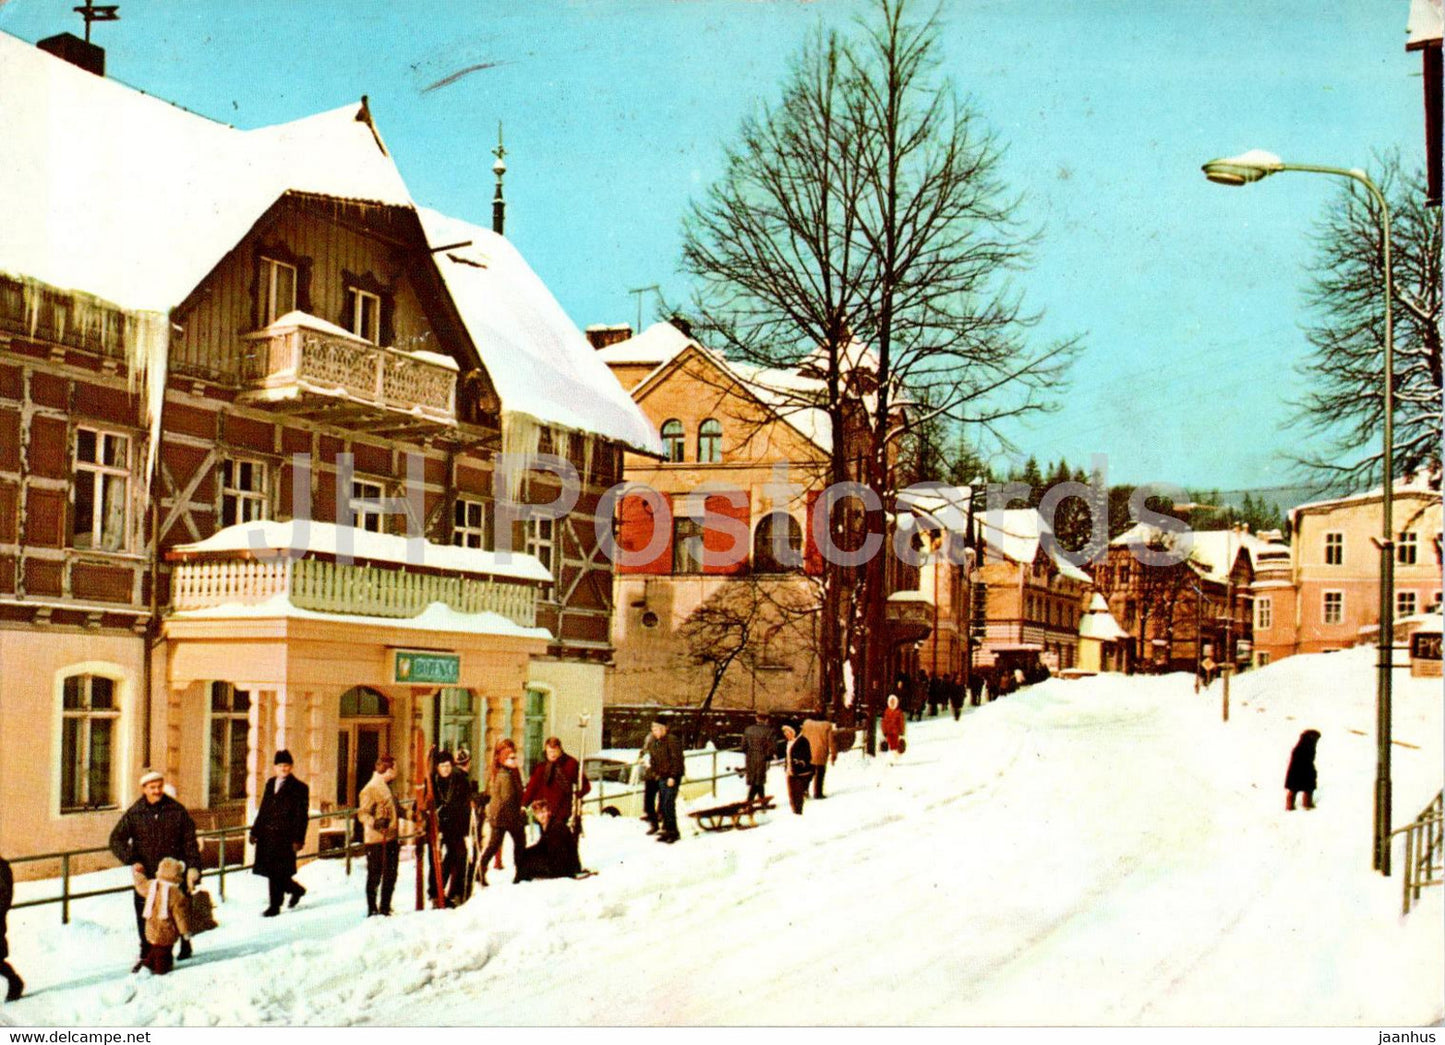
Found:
[1202,150,1396,874]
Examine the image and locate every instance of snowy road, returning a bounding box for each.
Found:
[4,648,1441,1026]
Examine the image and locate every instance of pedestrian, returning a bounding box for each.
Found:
[1285,729,1321,811]
[478,740,525,887]
[949,674,964,721]
[800,718,832,799]
[521,737,592,827]
[0,854,22,1001]
[130,857,192,976]
[515,801,581,882]
[429,750,473,906]
[639,724,661,834]
[645,720,685,844]
[249,749,309,918]
[109,769,202,964]
[741,713,774,805]
[357,755,400,917]
[882,694,906,762]
[781,725,813,815]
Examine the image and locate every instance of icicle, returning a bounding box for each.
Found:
[500,412,543,504]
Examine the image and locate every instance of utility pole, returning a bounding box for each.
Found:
[1222,574,1233,723]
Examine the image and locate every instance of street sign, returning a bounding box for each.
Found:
[393,649,460,685]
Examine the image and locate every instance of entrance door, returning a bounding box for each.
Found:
[336,722,391,808]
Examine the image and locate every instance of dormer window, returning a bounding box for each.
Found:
[261,256,297,325]
[348,287,382,344]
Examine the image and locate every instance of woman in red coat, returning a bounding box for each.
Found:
[882,694,906,762]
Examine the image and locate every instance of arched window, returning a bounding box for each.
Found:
[753,511,803,573]
[340,686,390,718]
[61,672,120,812]
[661,419,685,463]
[697,418,722,464]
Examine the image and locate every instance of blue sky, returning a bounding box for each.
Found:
[0,0,1426,491]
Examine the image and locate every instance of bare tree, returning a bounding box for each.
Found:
[1295,154,1442,491]
[681,0,1078,744]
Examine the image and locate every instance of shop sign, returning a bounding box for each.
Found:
[393,649,460,685]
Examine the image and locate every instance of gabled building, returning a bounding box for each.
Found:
[0,32,657,871]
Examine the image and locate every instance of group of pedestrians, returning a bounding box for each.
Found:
[894,669,973,722]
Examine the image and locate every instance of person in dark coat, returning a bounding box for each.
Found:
[741,714,774,804]
[1285,729,1321,811]
[948,674,964,721]
[110,770,202,961]
[427,750,473,906]
[0,855,21,1002]
[521,737,591,825]
[781,725,813,815]
[250,749,310,917]
[516,801,581,881]
[646,721,685,844]
[478,740,525,886]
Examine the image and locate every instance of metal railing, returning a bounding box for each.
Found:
[1393,790,1444,915]
[580,747,747,815]
[10,799,422,924]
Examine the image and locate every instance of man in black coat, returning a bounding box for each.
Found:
[647,720,685,844]
[109,770,202,960]
[0,854,22,1001]
[427,751,473,907]
[250,749,310,917]
[741,714,774,804]
[515,801,581,882]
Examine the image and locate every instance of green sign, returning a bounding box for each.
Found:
[393,649,461,685]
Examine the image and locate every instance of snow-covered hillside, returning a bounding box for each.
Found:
[3,648,1440,1026]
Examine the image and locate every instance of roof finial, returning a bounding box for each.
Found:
[492,122,507,236]
[74,0,119,43]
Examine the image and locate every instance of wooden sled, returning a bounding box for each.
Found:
[688,795,775,832]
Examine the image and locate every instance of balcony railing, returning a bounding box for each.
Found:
[171,556,536,628]
[239,321,456,425]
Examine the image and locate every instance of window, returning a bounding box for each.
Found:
[526,518,556,578]
[73,428,130,551]
[260,256,297,325]
[208,682,251,806]
[1323,591,1344,626]
[350,479,384,533]
[1324,532,1343,566]
[661,419,685,463]
[1255,597,1272,631]
[61,674,119,812]
[220,459,268,527]
[753,511,803,573]
[673,515,705,574]
[340,686,389,718]
[523,688,548,773]
[347,287,381,344]
[1397,591,1418,618]
[1398,531,1418,565]
[437,687,481,766]
[1257,652,1271,667]
[453,498,490,549]
[697,418,722,464]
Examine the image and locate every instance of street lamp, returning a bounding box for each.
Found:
[1202,150,1396,875]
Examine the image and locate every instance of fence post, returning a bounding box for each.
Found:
[345,809,354,877]
[61,852,71,926]
[711,750,717,797]
[1403,827,1415,915]
[217,823,228,901]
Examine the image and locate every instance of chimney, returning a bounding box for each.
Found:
[37,32,105,76]
[585,324,633,350]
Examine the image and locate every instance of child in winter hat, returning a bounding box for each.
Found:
[131,857,192,975]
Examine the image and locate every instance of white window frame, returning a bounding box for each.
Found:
[1398,530,1418,566]
[261,256,297,326]
[697,418,722,464]
[206,682,251,808]
[1323,531,1344,566]
[1322,590,1344,626]
[1396,590,1418,619]
[60,671,122,814]
[526,517,557,580]
[350,478,385,533]
[453,497,490,550]
[220,458,269,527]
[347,287,382,344]
[73,427,131,552]
[660,419,685,463]
[1255,596,1272,631]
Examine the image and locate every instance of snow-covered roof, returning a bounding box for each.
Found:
[419,209,662,456]
[170,520,554,583]
[895,487,1090,583]
[1112,523,1274,585]
[594,322,692,367]
[169,593,553,643]
[1407,0,1443,49]
[1288,472,1442,526]
[0,31,411,317]
[1079,592,1129,642]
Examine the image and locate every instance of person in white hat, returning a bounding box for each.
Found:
[109,769,201,963]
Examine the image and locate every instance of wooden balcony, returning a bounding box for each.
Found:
[171,556,536,629]
[238,314,457,434]
[886,590,935,645]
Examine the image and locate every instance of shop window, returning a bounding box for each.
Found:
[73,428,130,551]
[523,688,548,772]
[208,682,251,806]
[697,418,722,464]
[453,498,490,550]
[220,459,268,527]
[661,419,685,463]
[61,673,119,813]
